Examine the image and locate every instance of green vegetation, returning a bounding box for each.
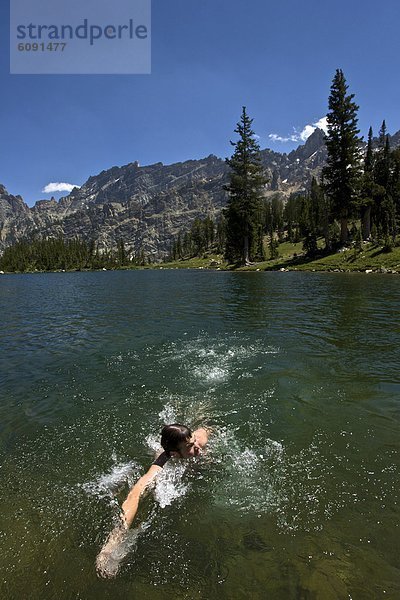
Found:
[276,242,400,273]
[157,239,400,273]
[2,232,399,274]
[152,254,223,270]
[231,240,400,273]
[0,237,142,273]
[169,216,224,261]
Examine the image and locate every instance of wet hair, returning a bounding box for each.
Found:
[161,423,192,456]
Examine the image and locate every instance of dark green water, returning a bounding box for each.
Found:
[0,270,399,599]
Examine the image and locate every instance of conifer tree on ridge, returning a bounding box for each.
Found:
[322,69,362,245]
[224,107,267,264]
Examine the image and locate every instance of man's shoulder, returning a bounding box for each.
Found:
[152,451,170,468]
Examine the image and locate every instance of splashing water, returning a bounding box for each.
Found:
[157,395,216,431]
[192,365,228,383]
[153,461,190,508]
[82,459,140,504]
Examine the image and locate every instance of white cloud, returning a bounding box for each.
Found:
[313,116,328,133]
[269,133,299,143]
[42,182,80,194]
[269,116,328,144]
[299,124,316,141]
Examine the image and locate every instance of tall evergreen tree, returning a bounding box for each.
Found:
[224,107,267,264]
[283,193,303,243]
[322,69,362,244]
[391,147,400,208]
[373,122,396,239]
[299,178,322,255]
[216,216,226,253]
[375,126,391,190]
[117,239,127,266]
[378,120,387,149]
[358,126,376,239]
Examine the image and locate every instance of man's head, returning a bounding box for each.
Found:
[161,423,201,458]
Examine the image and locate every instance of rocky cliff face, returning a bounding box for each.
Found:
[0,185,36,247]
[0,155,229,259]
[1,128,399,258]
[260,128,327,195]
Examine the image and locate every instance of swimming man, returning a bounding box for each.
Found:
[96,423,209,577]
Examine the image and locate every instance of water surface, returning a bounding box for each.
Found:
[0,270,399,599]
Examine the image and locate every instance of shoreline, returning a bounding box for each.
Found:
[1,243,400,276]
[1,264,399,276]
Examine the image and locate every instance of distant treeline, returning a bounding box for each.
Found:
[0,237,141,273]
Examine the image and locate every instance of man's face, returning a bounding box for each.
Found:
[177,434,201,458]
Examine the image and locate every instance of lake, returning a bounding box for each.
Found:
[0,270,399,599]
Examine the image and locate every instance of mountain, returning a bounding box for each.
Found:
[260,127,327,194]
[1,156,228,259]
[1,128,399,259]
[0,185,36,247]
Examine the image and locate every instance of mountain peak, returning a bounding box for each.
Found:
[286,127,326,165]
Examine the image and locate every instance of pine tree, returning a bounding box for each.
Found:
[375,122,391,190]
[374,122,396,239]
[191,218,205,256]
[117,239,127,266]
[322,69,362,245]
[390,148,400,227]
[283,193,302,243]
[224,107,267,264]
[378,120,387,149]
[216,217,226,253]
[271,195,284,241]
[300,178,321,255]
[358,126,376,239]
[268,226,279,260]
[176,233,182,259]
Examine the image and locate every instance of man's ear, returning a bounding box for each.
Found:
[170,450,180,458]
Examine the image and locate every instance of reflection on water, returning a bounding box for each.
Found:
[0,271,399,599]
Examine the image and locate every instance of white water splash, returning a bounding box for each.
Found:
[153,462,189,508]
[145,432,163,455]
[208,426,343,533]
[192,365,228,383]
[157,396,215,431]
[158,402,178,425]
[82,459,140,503]
[165,335,280,386]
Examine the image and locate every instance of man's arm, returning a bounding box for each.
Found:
[96,464,162,577]
[121,464,161,527]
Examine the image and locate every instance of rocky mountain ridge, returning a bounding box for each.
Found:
[1,128,399,258]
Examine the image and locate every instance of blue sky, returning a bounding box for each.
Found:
[1,0,399,206]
